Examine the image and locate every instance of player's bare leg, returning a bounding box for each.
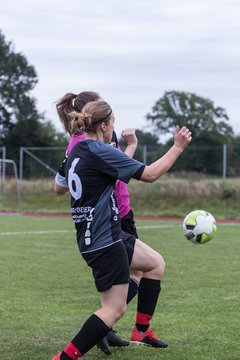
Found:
[96,284,130,355]
[129,239,168,348]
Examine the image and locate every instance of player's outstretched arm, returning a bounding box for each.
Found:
[140,126,192,183]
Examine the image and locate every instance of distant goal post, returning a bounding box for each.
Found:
[0,158,22,212]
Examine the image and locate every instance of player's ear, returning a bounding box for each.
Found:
[100,122,107,131]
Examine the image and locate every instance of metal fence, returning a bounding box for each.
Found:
[2,144,240,180]
[19,146,65,180]
[137,143,240,179]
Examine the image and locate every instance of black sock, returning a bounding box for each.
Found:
[127,277,139,304]
[60,352,72,360]
[137,278,161,315]
[62,314,110,357]
[136,278,161,332]
[135,323,149,333]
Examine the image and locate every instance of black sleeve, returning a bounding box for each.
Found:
[58,156,68,177]
[111,131,119,148]
[133,164,145,180]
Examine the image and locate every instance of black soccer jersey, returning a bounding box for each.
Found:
[65,139,145,253]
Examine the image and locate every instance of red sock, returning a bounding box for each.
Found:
[64,342,82,359]
[136,311,152,325]
[136,312,152,332]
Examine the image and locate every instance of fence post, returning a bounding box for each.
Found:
[1,146,6,160]
[143,145,147,164]
[0,147,6,181]
[19,147,24,181]
[223,144,227,180]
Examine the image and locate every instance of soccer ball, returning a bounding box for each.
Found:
[183,210,217,244]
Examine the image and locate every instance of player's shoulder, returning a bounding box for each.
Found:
[87,140,114,152]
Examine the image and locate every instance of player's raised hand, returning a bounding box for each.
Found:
[122,128,138,146]
[122,128,138,158]
[174,125,192,150]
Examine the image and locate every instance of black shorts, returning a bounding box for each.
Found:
[82,240,132,292]
[121,209,138,238]
[121,230,136,265]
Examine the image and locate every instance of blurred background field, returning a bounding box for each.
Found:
[0,215,239,360]
[1,174,240,219]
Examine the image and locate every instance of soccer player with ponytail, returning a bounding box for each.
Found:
[53,99,192,360]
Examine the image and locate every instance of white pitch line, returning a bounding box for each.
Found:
[0,222,238,237]
[0,224,174,236]
[138,224,175,229]
[0,229,74,236]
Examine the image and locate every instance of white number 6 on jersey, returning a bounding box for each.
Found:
[68,158,82,200]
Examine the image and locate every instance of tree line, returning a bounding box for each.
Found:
[1,30,240,176]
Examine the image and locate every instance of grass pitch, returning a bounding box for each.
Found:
[0,215,239,360]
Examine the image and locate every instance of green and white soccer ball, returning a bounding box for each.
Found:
[183,210,217,244]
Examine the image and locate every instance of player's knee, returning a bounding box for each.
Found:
[160,254,166,274]
[112,303,127,322]
[152,253,165,278]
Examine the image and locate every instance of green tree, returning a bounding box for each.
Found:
[146,91,233,138]
[146,91,234,174]
[0,31,39,140]
[0,30,67,161]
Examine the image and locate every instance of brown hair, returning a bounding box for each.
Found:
[56,91,100,135]
[69,100,112,134]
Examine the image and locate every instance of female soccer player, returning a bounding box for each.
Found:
[52,100,192,360]
[56,92,139,241]
[55,92,141,355]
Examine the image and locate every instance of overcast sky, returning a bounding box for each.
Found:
[1,0,240,138]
